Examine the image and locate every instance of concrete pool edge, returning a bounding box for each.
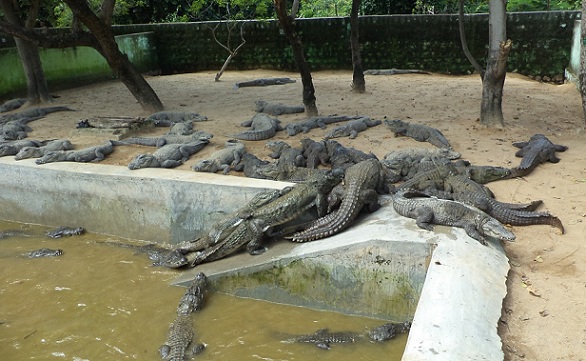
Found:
[0,159,509,360]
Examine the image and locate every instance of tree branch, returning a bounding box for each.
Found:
[458,0,484,78]
[0,20,98,48]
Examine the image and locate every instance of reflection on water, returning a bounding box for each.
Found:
[0,221,406,360]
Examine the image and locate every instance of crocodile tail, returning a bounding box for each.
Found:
[231,127,276,141]
[498,209,564,233]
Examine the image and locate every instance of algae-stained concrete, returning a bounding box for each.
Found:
[0,157,289,244]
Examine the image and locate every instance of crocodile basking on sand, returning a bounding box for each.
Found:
[119,130,213,148]
[300,138,329,169]
[325,139,378,171]
[392,191,516,245]
[231,113,283,141]
[255,100,304,116]
[35,141,117,164]
[145,111,208,127]
[511,134,568,176]
[0,120,33,140]
[14,139,74,160]
[291,159,383,242]
[324,117,382,139]
[384,119,452,149]
[160,273,207,360]
[364,68,431,75]
[0,106,74,124]
[233,77,296,90]
[191,139,246,174]
[285,115,362,136]
[0,98,26,113]
[128,140,209,169]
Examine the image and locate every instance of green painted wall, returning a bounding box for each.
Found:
[0,32,158,98]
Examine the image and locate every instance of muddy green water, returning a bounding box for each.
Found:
[0,221,407,361]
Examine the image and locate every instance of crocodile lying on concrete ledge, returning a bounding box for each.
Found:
[14,139,74,160]
[291,159,383,242]
[0,139,45,157]
[392,191,516,245]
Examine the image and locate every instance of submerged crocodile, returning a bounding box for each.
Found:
[26,248,63,258]
[384,119,452,149]
[291,159,383,242]
[233,77,296,90]
[119,130,213,148]
[47,226,85,238]
[254,100,304,116]
[35,141,117,164]
[14,139,74,160]
[146,111,208,127]
[191,139,246,174]
[231,113,283,141]
[160,273,208,360]
[392,191,516,245]
[324,117,382,139]
[512,134,568,176]
[128,140,209,169]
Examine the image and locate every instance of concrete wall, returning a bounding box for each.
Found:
[0,157,287,245]
[0,32,159,99]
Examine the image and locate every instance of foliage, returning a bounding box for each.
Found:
[298,0,352,17]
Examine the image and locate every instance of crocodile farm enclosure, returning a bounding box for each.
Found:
[0,69,585,360]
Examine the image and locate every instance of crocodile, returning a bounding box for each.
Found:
[254,100,305,116]
[300,138,329,169]
[47,226,85,238]
[191,139,246,174]
[247,169,345,241]
[233,77,296,90]
[391,191,516,245]
[26,248,64,258]
[325,139,378,171]
[368,321,412,341]
[364,68,431,75]
[0,106,74,123]
[35,141,117,164]
[168,122,194,136]
[384,119,452,149]
[291,159,383,242]
[443,174,564,232]
[128,140,209,169]
[0,98,26,113]
[324,117,382,139]
[0,139,44,157]
[14,139,74,160]
[266,140,306,167]
[285,115,362,136]
[231,113,283,141]
[176,272,207,316]
[394,162,460,195]
[382,147,461,182]
[281,328,364,349]
[0,120,33,140]
[512,134,568,176]
[145,111,208,127]
[233,153,278,180]
[118,130,213,148]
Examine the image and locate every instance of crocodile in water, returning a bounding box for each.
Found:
[26,248,64,258]
[47,226,85,238]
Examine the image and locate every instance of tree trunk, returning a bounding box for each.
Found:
[480,0,509,128]
[274,0,318,116]
[0,0,52,104]
[350,0,365,93]
[580,0,586,124]
[63,0,164,113]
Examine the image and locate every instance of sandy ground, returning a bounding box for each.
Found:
[7,69,586,360]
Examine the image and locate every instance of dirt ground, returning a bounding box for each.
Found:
[10,69,586,360]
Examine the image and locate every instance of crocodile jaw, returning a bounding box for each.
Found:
[482,218,516,242]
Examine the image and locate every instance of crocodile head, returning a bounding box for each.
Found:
[128,154,159,170]
[383,119,408,132]
[481,218,516,242]
[191,159,218,173]
[15,146,42,160]
[35,150,66,164]
[368,321,411,342]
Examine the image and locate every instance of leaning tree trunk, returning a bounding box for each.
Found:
[274,0,318,116]
[350,0,365,93]
[0,0,52,104]
[580,0,586,124]
[480,0,509,128]
[63,0,164,113]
